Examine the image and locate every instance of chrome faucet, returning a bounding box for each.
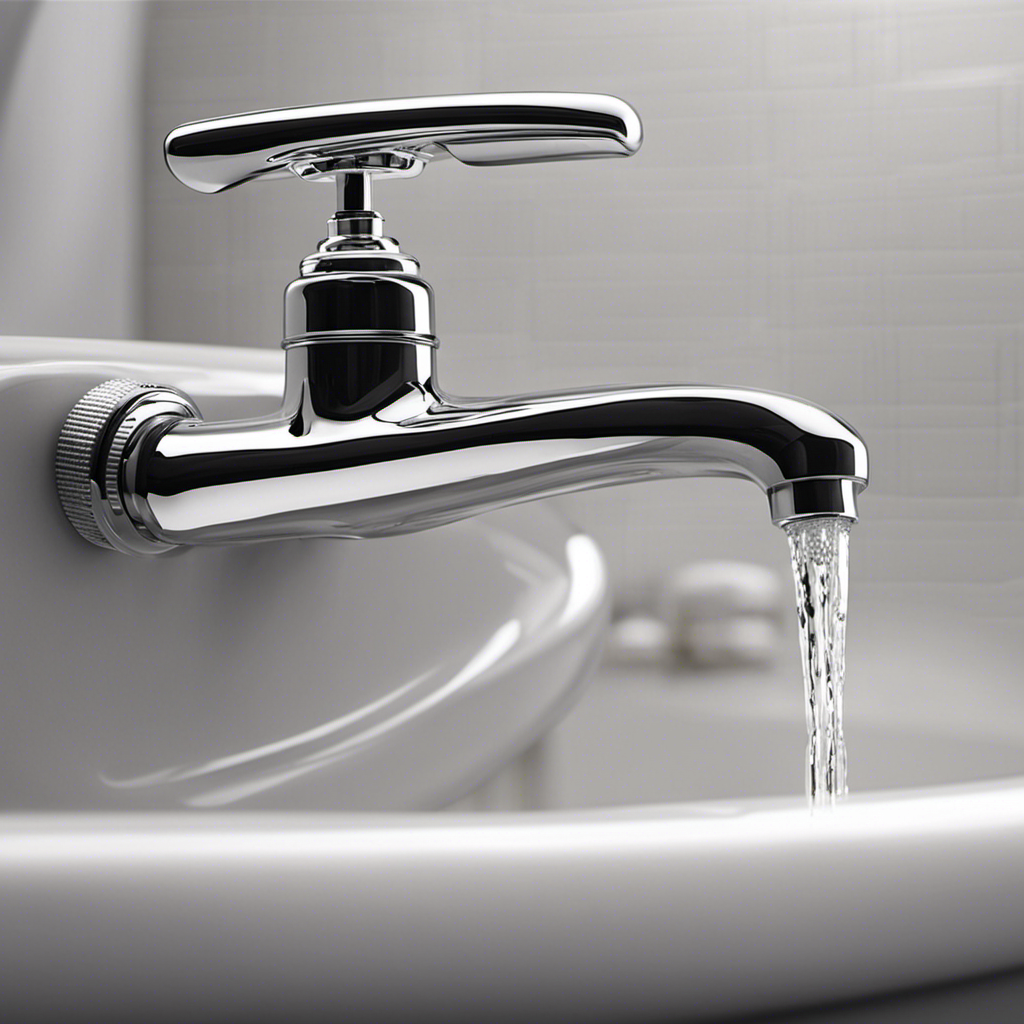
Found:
[55,94,867,555]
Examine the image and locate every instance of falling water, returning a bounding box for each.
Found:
[784,516,851,807]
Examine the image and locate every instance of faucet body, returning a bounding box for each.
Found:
[121,341,865,549]
[55,95,867,555]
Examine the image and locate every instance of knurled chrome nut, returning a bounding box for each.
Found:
[55,378,201,554]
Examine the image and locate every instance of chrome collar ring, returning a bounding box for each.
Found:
[55,380,201,555]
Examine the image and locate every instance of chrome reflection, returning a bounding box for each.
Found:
[123,342,866,551]
[58,92,867,555]
[164,92,643,193]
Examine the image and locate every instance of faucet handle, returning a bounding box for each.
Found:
[164,93,642,194]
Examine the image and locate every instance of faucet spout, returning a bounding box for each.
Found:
[120,342,867,550]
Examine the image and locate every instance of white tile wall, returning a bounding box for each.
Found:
[141,0,1024,612]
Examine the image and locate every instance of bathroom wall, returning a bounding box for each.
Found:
[140,0,1024,613]
[0,1,146,339]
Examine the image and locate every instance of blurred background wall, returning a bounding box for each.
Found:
[0,1,145,338]
[3,0,1024,615]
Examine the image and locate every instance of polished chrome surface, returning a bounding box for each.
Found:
[73,341,866,553]
[57,93,866,554]
[56,379,200,553]
[164,93,643,193]
[166,94,640,345]
[283,260,436,344]
[286,200,433,343]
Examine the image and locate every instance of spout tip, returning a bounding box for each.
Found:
[768,478,863,527]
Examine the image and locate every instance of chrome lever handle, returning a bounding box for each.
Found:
[164,92,642,193]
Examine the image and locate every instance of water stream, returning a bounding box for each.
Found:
[785,516,852,806]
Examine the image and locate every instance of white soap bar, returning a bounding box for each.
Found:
[659,560,783,625]
[686,615,780,668]
[603,614,673,668]
[658,561,784,668]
